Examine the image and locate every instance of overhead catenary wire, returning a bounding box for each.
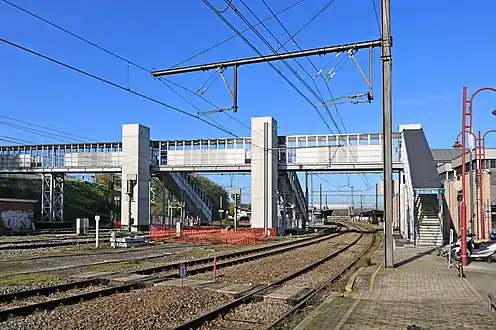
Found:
[371,0,381,35]
[203,0,335,134]
[0,37,239,139]
[275,0,338,53]
[0,114,97,143]
[0,120,85,144]
[0,1,287,167]
[0,50,280,168]
[202,0,368,190]
[0,136,35,144]
[0,0,280,156]
[1,0,355,169]
[212,0,232,14]
[237,0,342,134]
[259,0,343,129]
[0,0,231,123]
[257,0,370,188]
[2,0,374,190]
[169,0,308,69]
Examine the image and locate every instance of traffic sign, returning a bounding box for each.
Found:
[179,263,187,278]
[486,209,491,216]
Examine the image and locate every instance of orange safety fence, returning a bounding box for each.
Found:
[149,225,277,245]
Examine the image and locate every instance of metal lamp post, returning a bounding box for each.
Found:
[477,128,496,240]
[460,87,496,266]
[453,131,477,236]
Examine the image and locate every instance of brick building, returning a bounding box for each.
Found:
[433,148,496,239]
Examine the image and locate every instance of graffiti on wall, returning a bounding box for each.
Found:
[1,210,33,231]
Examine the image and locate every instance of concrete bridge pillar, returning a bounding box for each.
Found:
[120,124,150,232]
[251,117,279,232]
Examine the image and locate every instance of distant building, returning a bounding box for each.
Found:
[434,148,496,238]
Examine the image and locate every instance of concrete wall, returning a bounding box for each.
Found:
[120,124,150,231]
[250,117,278,231]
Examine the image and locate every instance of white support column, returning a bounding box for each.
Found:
[121,124,150,232]
[251,117,278,232]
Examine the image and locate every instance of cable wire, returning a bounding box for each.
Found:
[257,0,343,133]
[1,0,259,148]
[0,1,285,162]
[204,0,334,133]
[371,0,381,35]
[0,37,238,138]
[169,0,307,69]
[212,0,232,13]
[258,0,370,188]
[2,0,372,189]
[275,0,338,53]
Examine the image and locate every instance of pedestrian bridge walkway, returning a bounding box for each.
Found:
[0,132,403,174]
[0,118,440,237]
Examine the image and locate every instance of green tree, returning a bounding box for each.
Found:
[191,175,228,221]
[95,173,121,190]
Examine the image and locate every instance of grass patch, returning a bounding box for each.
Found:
[0,272,63,286]
[84,259,162,272]
[357,257,374,268]
[6,243,111,261]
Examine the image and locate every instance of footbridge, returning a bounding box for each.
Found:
[0,117,439,244]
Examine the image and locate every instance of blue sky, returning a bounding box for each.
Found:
[1,0,495,206]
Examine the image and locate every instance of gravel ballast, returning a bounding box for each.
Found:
[0,232,359,329]
[0,286,230,330]
[0,284,105,309]
[201,300,293,330]
[0,279,72,296]
[284,234,374,288]
[190,232,360,285]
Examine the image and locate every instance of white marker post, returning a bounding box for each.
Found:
[95,215,100,248]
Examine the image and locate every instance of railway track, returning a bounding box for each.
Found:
[0,227,348,322]
[0,229,114,238]
[173,224,376,330]
[0,236,112,250]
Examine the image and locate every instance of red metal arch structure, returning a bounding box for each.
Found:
[460,87,496,266]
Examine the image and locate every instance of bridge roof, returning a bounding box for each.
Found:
[430,149,462,163]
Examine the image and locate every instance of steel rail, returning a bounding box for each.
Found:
[0,236,111,250]
[134,230,345,276]
[0,279,99,303]
[1,232,336,278]
[0,228,113,237]
[172,227,373,330]
[0,282,140,321]
[263,232,377,330]
[0,229,345,319]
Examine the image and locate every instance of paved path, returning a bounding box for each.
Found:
[297,246,495,329]
[464,261,496,301]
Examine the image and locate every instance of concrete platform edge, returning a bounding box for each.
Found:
[292,293,338,330]
[463,271,496,310]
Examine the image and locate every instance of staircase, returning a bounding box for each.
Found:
[400,126,444,246]
[162,173,213,224]
[415,194,443,246]
[278,171,307,228]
